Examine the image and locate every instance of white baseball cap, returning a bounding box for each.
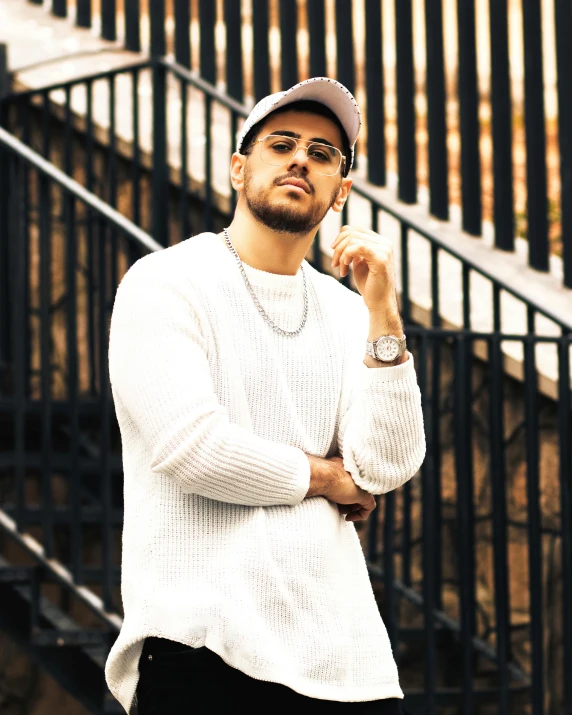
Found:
[236,77,362,175]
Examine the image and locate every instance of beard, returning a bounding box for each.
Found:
[243,164,340,235]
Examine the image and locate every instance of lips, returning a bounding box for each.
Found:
[278,178,311,194]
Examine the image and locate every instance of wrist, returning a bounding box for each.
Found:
[305,454,337,499]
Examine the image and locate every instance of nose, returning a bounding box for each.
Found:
[286,146,310,173]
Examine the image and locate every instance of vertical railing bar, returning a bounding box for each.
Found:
[150,0,166,58]
[204,95,213,232]
[456,0,482,235]
[488,0,514,251]
[131,68,141,257]
[252,0,271,100]
[365,0,385,186]
[424,0,449,219]
[493,283,501,333]
[199,0,216,84]
[557,333,572,712]
[419,333,436,714]
[489,333,512,714]
[10,155,26,532]
[22,102,31,394]
[64,86,72,177]
[125,0,141,53]
[366,496,380,564]
[108,75,118,290]
[382,491,397,652]
[225,0,244,102]
[279,0,298,89]
[65,187,81,582]
[400,224,410,324]
[85,80,97,396]
[401,481,412,587]
[52,0,67,19]
[454,335,476,713]
[462,264,471,330]
[554,0,572,288]
[524,332,544,714]
[370,203,379,234]
[307,0,326,78]
[180,77,189,241]
[97,218,113,611]
[339,203,351,289]
[521,0,549,272]
[430,243,439,327]
[335,0,357,166]
[151,60,168,246]
[394,0,417,203]
[430,333,442,610]
[38,165,53,557]
[174,0,191,68]
[76,0,92,28]
[101,0,117,42]
[42,91,51,160]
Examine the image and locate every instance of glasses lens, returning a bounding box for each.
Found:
[307,143,341,176]
[260,135,297,166]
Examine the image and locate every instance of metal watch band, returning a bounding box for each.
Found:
[365,335,407,362]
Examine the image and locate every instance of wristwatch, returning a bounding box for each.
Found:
[366,334,407,363]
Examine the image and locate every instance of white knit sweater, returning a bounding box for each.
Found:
[104,231,426,712]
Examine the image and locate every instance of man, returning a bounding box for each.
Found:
[105,77,426,714]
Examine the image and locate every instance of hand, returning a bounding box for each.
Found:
[320,456,377,522]
[330,226,397,313]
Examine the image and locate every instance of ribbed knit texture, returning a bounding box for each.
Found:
[104,232,426,713]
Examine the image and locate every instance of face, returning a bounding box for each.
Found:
[232,110,352,235]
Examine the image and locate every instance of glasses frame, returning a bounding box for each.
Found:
[253,134,346,176]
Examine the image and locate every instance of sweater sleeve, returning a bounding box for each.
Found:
[108,259,310,507]
[336,296,426,495]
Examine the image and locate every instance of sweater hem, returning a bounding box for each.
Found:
[201,637,404,703]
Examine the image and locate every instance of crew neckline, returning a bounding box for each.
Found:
[211,232,307,292]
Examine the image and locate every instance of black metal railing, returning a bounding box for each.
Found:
[1,57,572,712]
[13,0,572,290]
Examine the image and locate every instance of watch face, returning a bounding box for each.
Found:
[376,337,400,361]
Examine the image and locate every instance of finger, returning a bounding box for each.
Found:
[330,227,383,256]
[337,242,379,278]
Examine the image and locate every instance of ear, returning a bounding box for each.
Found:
[331,176,352,214]
[230,152,247,192]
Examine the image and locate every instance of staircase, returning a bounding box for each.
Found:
[0,35,571,715]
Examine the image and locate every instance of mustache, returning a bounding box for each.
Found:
[273,172,315,195]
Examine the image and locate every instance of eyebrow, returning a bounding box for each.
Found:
[268,130,339,150]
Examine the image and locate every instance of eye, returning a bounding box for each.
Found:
[308,145,334,163]
[267,137,295,153]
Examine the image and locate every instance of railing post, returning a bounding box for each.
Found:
[365,0,385,186]
[0,43,10,381]
[307,0,326,78]
[225,0,243,102]
[279,0,298,89]
[151,60,168,247]
[199,0,216,84]
[394,0,417,204]
[252,0,270,101]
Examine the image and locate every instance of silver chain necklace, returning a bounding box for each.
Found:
[223,227,309,337]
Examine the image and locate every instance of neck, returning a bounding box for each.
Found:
[223,207,317,276]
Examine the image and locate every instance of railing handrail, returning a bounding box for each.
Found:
[3,57,571,332]
[350,177,572,332]
[0,126,161,255]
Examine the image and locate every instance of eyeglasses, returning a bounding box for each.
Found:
[254,134,346,176]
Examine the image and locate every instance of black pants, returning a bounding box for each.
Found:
[136,637,404,714]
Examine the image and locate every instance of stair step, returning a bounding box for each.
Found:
[0,566,34,584]
[32,628,110,648]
